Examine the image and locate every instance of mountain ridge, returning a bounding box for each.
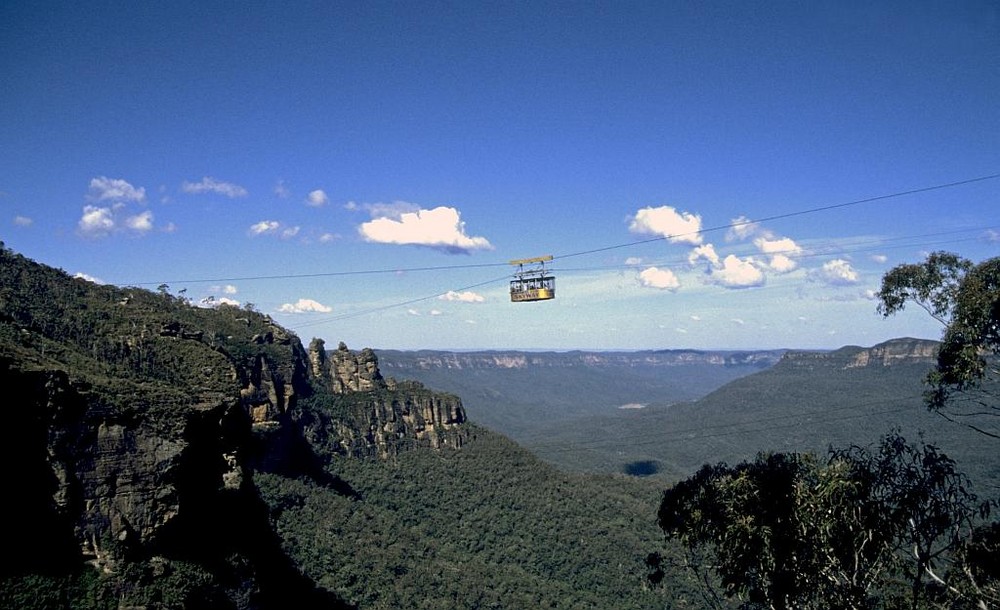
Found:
[377,347,786,370]
[0,244,468,607]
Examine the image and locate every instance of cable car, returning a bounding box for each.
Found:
[510,255,555,302]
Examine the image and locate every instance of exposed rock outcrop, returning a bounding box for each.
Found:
[377,348,785,372]
[844,337,938,368]
[329,341,386,393]
[0,245,470,583]
[778,338,939,371]
[300,342,469,459]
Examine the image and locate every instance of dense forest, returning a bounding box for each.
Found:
[1,243,998,609]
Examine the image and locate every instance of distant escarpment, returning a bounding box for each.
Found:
[375,347,786,441]
[0,245,465,606]
[378,348,784,372]
[779,337,939,370]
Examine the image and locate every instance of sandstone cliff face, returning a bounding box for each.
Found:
[7,361,240,570]
[304,340,469,458]
[9,329,469,572]
[325,341,386,392]
[377,348,785,372]
[843,338,938,368]
[778,338,939,371]
[1,246,470,576]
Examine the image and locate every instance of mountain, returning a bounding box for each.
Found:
[519,338,999,493]
[5,243,995,609]
[376,347,785,438]
[0,245,681,609]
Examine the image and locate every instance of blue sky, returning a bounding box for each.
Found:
[2,1,998,350]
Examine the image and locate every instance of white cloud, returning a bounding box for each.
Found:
[359,205,493,253]
[278,298,333,314]
[125,210,154,233]
[624,256,643,266]
[73,272,105,284]
[726,215,760,241]
[78,205,115,237]
[181,177,248,198]
[281,226,301,239]
[708,255,765,288]
[13,215,32,227]
[88,176,146,203]
[812,259,860,286]
[986,229,1000,243]
[249,220,280,236]
[870,254,888,264]
[754,236,801,272]
[162,222,177,233]
[754,236,800,255]
[767,254,797,273]
[218,297,240,306]
[439,290,486,303]
[690,315,702,321]
[407,309,420,316]
[731,318,746,325]
[77,179,158,239]
[223,284,238,294]
[344,201,360,211]
[629,206,703,244]
[306,189,329,207]
[688,243,720,267]
[274,180,290,199]
[638,266,681,291]
[430,309,443,316]
[319,232,337,243]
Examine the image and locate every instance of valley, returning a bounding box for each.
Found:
[2,244,997,609]
[377,340,999,493]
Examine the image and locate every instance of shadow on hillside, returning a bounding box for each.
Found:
[622,460,661,477]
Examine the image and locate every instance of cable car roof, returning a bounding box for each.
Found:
[509,255,553,266]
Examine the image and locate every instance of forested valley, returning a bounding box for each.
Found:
[1,244,998,609]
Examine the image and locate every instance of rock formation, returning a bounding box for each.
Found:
[778,338,940,371]
[328,341,386,392]
[844,337,938,368]
[302,340,468,458]
[0,245,469,584]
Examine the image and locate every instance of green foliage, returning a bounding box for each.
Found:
[878,252,1000,433]
[653,433,994,609]
[0,247,340,608]
[256,426,689,609]
[876,251,973,324]
[509,340,999,493]
[376,349,781,441]
[0,568,111,610]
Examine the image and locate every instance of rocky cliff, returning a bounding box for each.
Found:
[377,348,784,372]
[843,337,939,368]
[779,337,939,370]
[0,245,466,605]
[303,339,467,458]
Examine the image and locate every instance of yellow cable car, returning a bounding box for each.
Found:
[510,255,555,302]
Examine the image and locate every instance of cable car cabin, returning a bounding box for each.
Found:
[510,275,555,302]
[510,255,555,302]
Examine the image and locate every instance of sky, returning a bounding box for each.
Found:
[1,1,998,351]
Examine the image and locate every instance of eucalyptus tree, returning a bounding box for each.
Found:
[877,252,1000,438]
[651,434,991,609]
